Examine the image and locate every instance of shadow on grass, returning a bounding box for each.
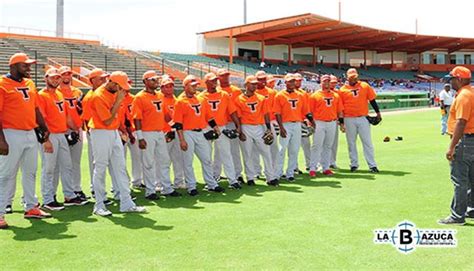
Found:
[337,168,411,177]
[105,213,173,231]
[52,203,98,224]
[7,219,77,241]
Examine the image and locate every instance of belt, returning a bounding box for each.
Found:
[464,134,474,137]
[316,119,337,122]
[191,129,202,132]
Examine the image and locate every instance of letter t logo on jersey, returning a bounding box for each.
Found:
[324,97,334,107]
[246,102,258,112]
[288,99,298,109]
[208,100,220,111]
[191,104,201,115]
[16,87,30,101]
[152,101,162,112]
[56,101,65,112]
[351,89,359,97]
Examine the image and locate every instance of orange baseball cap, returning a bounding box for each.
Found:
[183,75,199,86]
[347,68,358,79]
[294,73,303,81]
[255,70,267,79]
[321,74,330,82]
[45,68,60,77]
[109,71,132,90]
[267,74,276,83]
[204,72,218,82]
[217,69,230,76]
[142,70,159,80]
[59,66,72,75]
[88,68,109,80]
[330,75,338,83]
[160,76,174,86]
[245,75,258,84]
[448,66,471,79]
[284,73,295,82]
[9,53,36,66]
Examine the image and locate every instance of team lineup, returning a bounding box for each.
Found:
[0,52,383,228]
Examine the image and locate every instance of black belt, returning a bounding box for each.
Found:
[464,134,474,137]
[191,129,202,132]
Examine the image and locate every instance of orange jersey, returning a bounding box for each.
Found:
[132,90,169,132]
[218,85,242,102]
[273,90,308,122]
[309,90,344,121]
[161,94,176,132]
[198,90,236,126]
[339,81,376,117]
[88,86,123,130]
[122,93,135,131]
[0,76,38,130]
[447,86,474,135]
[81,89,95,122]
[173,94,211,130]
[256,86,276,120]
[37,89,68,133]
[234,93,268,125]
[58,85,83,128]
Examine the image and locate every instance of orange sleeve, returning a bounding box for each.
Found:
[336,94,344,113]
[203,99,213,122]
[131,97,142,120]
[173,100,184,124]
[0,88,4,113]
[366,84,377,100]
[37,94,47,119]
[226,94,236,115]
[301,93,309,116]
[272,94,282,115]
[93,96,113,122]
[262,98,269,115]
[456,96,472,121]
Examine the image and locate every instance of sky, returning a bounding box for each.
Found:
[0,0,473,53]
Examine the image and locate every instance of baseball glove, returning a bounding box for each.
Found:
[272,121,280,136]
[165,131,176,142]
[366,115,382,125]
[301,123,314,137]
[222,129,239,139]
[203,130,219,140]
[34,127,47,143]
[262,129,274,145]
[65,131,80,146]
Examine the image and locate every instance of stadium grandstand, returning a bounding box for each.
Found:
[2,12,474,109]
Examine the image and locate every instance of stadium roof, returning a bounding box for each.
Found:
[200,13,474,53]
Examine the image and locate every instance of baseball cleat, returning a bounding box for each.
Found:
[247,180,256,186]
[437,216,465,226]
[309,170,317,177]
[237,176,245,184]
[369,167,380,173]
[350,166,358,172]
[145,193,160,200]
[93,208,112,217]
[229,182,242,190]
[267,179,279,186]
[123,206,147,213]
[42,201,65,211]
[323,169,334,176]
[0,216,8,229]
[207,186,225,193]
[162,191,182,197]
[24,208,52,219]
[5,205,12,214]
[64,197,88,206]
[287,177,295,182]
[188,189,199,196]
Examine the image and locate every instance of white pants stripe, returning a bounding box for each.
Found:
[276,122,302,178]
[344,116,377,168]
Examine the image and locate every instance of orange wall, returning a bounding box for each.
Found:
[0,32,100,45]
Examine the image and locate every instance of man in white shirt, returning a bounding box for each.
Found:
[439,83,454,135]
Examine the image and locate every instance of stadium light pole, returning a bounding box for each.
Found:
[56,0,64,38]
[244,0,247,24]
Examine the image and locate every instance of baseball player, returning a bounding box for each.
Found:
[216,69,245,184]
[253,70,278,178]
[198,72,242,189]
[38,68,87,211]
[160,75,186,189]
[273,73,309,182]
[122,88,144,189]
[295,73,311,174]
[173,75,225,196]
[339,68,381,173]
[308,75,344,177]
[88,71,146,216]
[234,75,279,186]
[329,75,340,169]
[1,53,52,229]
[58,66,86,200]
[440,66,474,225]
[132,70,181,200]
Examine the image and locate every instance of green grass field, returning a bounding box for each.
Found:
[1,109,472,270]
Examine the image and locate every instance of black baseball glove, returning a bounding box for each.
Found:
[65,131,80,146]
[262,129,274,145]
[222,129,239,139]
[203,130,219,140]
[366,115,382,125]
[165,131,176,142]
[34,127,47,143]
